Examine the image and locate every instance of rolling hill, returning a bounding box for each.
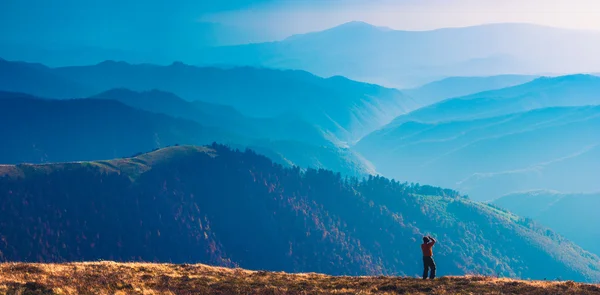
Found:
[355,105,600,200]
[198,22,600,88]
[493,191,600,257]
[1,145,600,282]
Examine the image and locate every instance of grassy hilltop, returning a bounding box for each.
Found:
[1,262,600,295]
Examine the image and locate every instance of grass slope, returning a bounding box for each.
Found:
[1,262,599,295]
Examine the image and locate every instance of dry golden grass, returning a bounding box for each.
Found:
[1,262,599,295]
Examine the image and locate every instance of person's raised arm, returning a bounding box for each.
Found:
[428,235,436,245]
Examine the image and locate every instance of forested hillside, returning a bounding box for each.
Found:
[1,145,599,282]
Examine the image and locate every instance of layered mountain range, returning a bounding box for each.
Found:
[356,75,600,200]
[198,22,600,87]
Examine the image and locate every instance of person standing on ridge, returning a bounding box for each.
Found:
[421,235,437,279]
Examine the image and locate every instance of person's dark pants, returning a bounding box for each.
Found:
[423,256,436,279]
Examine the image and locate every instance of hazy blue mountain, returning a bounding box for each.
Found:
[493,191,600,257]
[90,89,330,147]
[1,144,599,282]
[0,92,237,164]
[0,58,417,145]
[199,22,600,88]
[403,75,538,106]
[456,144,600,200]
[0,91,373,177]
[0,58,90,98]
[50,60,418,144]
[355,105,600,200]
[377,74,600,129]
[0,44,158,69]
[89,89,375,176]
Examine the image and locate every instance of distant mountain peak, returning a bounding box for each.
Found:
[328,21,393,32]
[170,61,190,68]
[285,21,391,41]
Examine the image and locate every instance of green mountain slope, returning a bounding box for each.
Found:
[493,191,600,257]
[1,145,599,282]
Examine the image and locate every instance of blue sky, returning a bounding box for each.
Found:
[2,0,600,61]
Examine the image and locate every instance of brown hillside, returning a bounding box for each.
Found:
[1,262,599,295]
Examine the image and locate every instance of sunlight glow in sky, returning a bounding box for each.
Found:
[202,0,600,39]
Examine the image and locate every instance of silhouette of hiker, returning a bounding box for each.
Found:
[421,235,437,279]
